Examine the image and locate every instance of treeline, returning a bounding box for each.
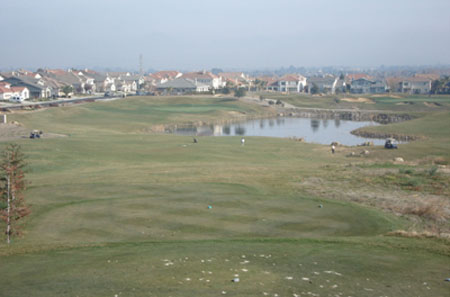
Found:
[431,76,450,94]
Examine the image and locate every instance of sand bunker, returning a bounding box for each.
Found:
[341,97,374,104]
[424,102,441,107]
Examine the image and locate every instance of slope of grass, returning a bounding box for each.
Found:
[0,95,449,297]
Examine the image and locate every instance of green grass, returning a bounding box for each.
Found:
[261,92,450,112]
[0,95,449,297]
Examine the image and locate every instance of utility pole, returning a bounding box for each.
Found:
[139,54,144,76]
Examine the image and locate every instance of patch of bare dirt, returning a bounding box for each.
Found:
[295,168,450,234]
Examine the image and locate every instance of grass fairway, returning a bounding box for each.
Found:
[1,96,449,296]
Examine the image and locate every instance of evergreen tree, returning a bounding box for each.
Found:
[0,144,30,244]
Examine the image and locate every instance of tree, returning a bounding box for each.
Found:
[234,87,247,98]
[310,83,319,94]
[62,85,74,97]
[0,144,30,244]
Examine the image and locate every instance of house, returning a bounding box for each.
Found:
[0,82,30,100]
[266,74,307,93]
[3,75,52,99]
[149,71,182,84]
[399,77,432,94]
[156,78,210,95]
[181,71,225,89]
[38,69,86,95]
[219,72,252,88]
[306,76,339,94]
[80,69,114,93]
[350,78,387,94]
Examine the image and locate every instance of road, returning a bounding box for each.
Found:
[1,94,128,111]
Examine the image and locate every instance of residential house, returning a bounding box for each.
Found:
[80,70,115,93]
[181,71,225,89]
[149,71,182,84]
[399,77,432,94]
[3,75,52,99]
[0,82,30,100]
[306,76,339,94]
[266,74,307,93]
[219,72,252,88]
[350,78,387,94]
[156,78,210,95]
[38,69,86,95]
[108,72,144,93]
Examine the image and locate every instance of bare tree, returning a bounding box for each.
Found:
[0,144,30,244]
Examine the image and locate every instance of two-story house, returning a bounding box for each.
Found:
[181,71,225,89]
[399,78,432,94]
[350,78,387,94]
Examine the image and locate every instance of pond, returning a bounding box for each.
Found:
[172,117,385,146]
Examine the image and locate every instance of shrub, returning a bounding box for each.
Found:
[429,166,438,176]
[399,168,414,175]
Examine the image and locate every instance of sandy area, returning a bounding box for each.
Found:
[341,97,374,104]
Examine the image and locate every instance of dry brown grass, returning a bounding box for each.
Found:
[387,229,450,239]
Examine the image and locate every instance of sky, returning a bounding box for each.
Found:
[1,0,450,71]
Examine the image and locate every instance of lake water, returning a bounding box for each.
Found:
[173,117,385,146]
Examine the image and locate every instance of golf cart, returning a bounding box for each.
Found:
[384,138,398,149]
[30,130,42,139]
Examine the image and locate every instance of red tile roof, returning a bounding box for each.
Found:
[0,86,13,93]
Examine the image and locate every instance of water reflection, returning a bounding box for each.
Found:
[259,120,264,128]
[235,126,246,135]
[310,119,320,133]
[172,117,384,146]
[334,118,341,128]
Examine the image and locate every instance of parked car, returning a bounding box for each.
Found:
[10,95,24,103]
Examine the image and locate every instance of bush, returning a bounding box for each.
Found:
[399,168,414,175]
[234,87,246,98]
[429,166,438,176]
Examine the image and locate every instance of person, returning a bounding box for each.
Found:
[241,137,245,146]
[331,145,335,154]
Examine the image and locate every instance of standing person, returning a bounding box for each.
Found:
[331,144,336,154]
[241,137,245,146]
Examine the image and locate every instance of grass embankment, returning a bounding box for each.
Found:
[261,92,450,112]
[0,95,449,297]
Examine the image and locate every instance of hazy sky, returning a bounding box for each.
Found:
[1,0,450,70]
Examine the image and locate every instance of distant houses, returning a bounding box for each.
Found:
[156,78,210,94]
[0,65,445,101]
